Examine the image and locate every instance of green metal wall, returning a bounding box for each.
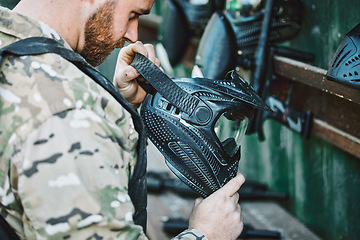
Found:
[288,0,360,69]
[146,1,360,240]
[241,124,360,240]
[241,1,360,239]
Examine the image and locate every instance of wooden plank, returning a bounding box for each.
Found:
[273,56,360,105]
[312,119,360,158]
[268,78,360,140]
[271,56,360,158]
[241,202,322,240]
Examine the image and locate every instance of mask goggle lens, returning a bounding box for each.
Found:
[226,0,261,16]
[214,111,249,157]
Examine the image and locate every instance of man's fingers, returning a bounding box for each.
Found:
[118,42,160,73]
[193,197,203,207]
[144,43,161,69]
[115,66,140,88]
[219,173,245,197]
[155,58,161,68]
[233,192,240,203]
[121,42,159,63]
[119,41,149,64]
[144,43,156,63]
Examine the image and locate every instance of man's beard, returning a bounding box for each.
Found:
[80,1,125,66]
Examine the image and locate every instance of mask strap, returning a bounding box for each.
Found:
[131,52,199,116]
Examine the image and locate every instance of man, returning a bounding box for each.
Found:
[0,0,244,239]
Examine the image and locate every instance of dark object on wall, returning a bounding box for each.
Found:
[326,23,360,89]
[243,0,314,140]
[158,0,225,66]
[194,0,303,79]
[194,11,238,80]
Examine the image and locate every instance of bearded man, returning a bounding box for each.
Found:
[0,0,245,239]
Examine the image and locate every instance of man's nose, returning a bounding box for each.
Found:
[124,20,139,43]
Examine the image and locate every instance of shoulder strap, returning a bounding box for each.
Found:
[0,211,19,240]
[0,37,147,231]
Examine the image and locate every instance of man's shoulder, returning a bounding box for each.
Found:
[0,6,64,43]
[0,50,129,147]
[0,51,96,110]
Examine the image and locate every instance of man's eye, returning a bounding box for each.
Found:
[129,13,140,20]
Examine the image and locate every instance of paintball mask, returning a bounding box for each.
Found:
[193,0,303,79]
[157,0,225,67]
[131,53,269,197]
[326,23,360,89]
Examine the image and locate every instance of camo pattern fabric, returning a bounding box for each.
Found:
[0,6,207,240]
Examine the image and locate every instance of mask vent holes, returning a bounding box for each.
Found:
[143,110,179,142]
[343,71,360,80]
[343,54,360,67]
[182,124,221,172]
[168,141,218,192]
[165,103,172,111]
[159,99,181,115]
[332,45,344,67]
[336,50,351,68]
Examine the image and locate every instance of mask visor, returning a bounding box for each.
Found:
[214,111,249,157]
[227,0,261,16]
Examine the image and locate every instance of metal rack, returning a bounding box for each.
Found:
[273,56,360,158]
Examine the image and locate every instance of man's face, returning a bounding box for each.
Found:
[80,0,155,66]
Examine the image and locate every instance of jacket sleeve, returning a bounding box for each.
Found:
[11,108,147,239]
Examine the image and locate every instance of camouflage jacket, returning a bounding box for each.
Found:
[0,7,207,240]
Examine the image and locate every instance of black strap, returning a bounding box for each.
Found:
[0,37,147,232]
[0,211,19,240]
[131,52,199,115]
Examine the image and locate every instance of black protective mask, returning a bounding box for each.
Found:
[131,53,270,197]
[327,23,360,89]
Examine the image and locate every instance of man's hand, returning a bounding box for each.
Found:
[188,173,245,240]
[113,41,161,108]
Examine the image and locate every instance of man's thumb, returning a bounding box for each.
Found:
[219,173,245,197]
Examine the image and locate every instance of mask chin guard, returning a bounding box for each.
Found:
[131,53,269,197]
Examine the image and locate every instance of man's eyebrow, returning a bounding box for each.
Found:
[137,8,151,15]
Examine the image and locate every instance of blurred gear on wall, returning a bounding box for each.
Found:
[326,23,360,89]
